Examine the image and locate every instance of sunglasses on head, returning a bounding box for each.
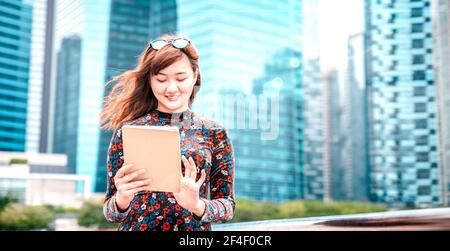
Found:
[149,38,190,50]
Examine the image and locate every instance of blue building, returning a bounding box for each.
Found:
[0,0,33,151]
[346,33,370,201]
[26,0,54,153]
[236,48,302,202]
[50,0,111,191]
[177,0,302,202]
[301,58,328,201]
[331,33,370,202]
[52,35,81,174]
[365,0,442,207]
[299,0,333,201]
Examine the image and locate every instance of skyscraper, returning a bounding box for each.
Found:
[333,32,370,201]
[177,0,302,202]
[347,32,370,201]
[431,0,450,206]
[326,68,346,201]
[232,48,302,202]
[302,58,328,200]
[95,0,177,192]
[148,0,177,39]
[365,0,441,207]
[50,0,111,190]
[27,0,54,153]
[0,0,33,151]
[300,0,331,201]
[177,0,301,96]
[52,35,81,174]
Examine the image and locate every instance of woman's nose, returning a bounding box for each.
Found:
[166,80,178,92]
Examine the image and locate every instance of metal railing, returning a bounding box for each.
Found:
[212,207,450,231]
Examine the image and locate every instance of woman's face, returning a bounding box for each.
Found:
[150,53,198,113]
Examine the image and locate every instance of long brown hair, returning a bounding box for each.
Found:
[100,34,201,131]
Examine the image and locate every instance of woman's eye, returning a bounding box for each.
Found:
[177,78,187,82]
[156,79,166,83]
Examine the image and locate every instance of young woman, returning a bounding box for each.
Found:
[100,34,235,231]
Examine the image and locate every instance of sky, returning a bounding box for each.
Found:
[318,0,365,69]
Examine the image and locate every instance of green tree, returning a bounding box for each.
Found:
[232,198,282,222]
[0,195,19,211]
[77,198,118,229]
[231,198,387,223]
[0,203,54,230]
[279,200,306,218]
[9,158,28,165]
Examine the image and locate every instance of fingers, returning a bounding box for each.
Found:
[196,170,206,186]
[127,185,153,195]
[188,156,195,167]
[115,168,146,187]
[122,168,146,183]
[187,157,196,180]
[182,156,191,178]
[121,178,152,192]
[115,163,134,179]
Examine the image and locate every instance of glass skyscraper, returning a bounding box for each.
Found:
[347,32,370,201]
[332,32,370,201]
[302,58,328,200]
[177,0,302,202]
[53,35,81,174]
[0,0,32,151]
[365,0,442,207]
[431,0,450,206]
[26,0,52,153]
[50,0,111,190]
[95,0,177,192]
[300,0,335,201]
[236,48,302,202]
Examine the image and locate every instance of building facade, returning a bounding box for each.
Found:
[26,0,54,153]
[365,0,441,207]
[177,0,302,202]
[0,0,33,151]
[50,0,111,191]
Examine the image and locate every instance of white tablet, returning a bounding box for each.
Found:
[121,125,182,193]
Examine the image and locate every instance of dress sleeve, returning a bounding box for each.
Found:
[103,127,131,222]
[194,127,235,223]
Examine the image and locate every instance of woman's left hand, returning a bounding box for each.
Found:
[173,155,207,217]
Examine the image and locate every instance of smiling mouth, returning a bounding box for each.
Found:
[166,96,180,101]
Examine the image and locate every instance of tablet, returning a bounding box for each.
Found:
[121,125,182,193]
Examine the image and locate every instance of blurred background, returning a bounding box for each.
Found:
[0,0,449,230]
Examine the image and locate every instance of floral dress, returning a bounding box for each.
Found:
[103,108,235,231]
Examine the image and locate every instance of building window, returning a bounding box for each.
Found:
[418,186,431,195]
[417,169,430,179]
[413,70,426,80]
[413,86,426,96]
[416,152,429,162]
[415,135,428,145]
[412,39,424,49]
[411,23,423,33]
[414,103,427,113]
[411,8,422,17]
[413,55,424,65]
[415,119,427,129]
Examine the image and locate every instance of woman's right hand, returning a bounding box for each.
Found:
[114,163,152,211]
